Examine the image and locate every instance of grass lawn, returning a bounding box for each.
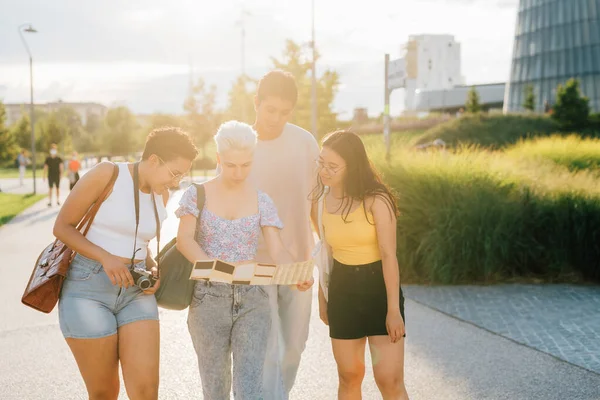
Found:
[0,193,45,226]
[0,168,37,179]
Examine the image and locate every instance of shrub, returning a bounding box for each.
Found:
[369,146,600,284]
[417,114,559,149]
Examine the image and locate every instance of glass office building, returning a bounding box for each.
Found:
[504,0,600,113]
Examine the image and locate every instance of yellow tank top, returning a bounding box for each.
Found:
[322,199,381,265]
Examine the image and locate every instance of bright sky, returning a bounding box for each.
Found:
[0,0,519,117]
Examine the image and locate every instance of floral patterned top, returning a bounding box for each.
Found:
[175,186,284,263]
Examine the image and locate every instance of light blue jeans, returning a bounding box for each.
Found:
[262,285,313,400]
[187,281,272,400]
[58,253,159,339]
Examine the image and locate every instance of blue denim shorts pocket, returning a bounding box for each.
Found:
[67,262,102,281]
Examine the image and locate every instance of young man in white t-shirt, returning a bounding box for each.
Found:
[249,70,320,399]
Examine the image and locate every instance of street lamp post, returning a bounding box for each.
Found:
[18,24,37,195]
[311,0,317,138]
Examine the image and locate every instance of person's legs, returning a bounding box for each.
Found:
[369,336,409,400]
[70,172,80,191]
[231,285,272,400]
[277,284,313,393]
[19,165,25,186]
[55,178,61,205]
[115,285,161,400]
[48,180,54,206]
[262,285,287,400]
[119,320,160,400]
[59,256,121,399]
[332,338,367,400]
[65,335,120,399]
[188,282,234,399]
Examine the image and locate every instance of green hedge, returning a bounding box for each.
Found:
[417,114,560,148]
[506,134,600,173]
[372,147,600,284]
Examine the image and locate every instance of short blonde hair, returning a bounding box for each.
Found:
[214,121,257,153]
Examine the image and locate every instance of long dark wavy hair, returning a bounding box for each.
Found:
[311,130,398,223]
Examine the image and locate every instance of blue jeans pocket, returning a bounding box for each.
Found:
[190,292,206,308]
[254,285,269,299]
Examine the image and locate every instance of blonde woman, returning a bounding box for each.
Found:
[176,121,313,400]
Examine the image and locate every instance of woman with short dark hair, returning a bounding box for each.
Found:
[53,127,198,400]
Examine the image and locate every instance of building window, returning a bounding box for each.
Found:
[582,20,591,47]
[508,0,600,113]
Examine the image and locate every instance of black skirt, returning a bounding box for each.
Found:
[328,259,405,340]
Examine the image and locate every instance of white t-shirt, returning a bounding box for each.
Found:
[249,123,320,263]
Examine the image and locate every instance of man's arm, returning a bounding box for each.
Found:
[310,201,319,236]
[307,132,321,234]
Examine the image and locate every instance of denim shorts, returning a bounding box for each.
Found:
[58,253,159,339]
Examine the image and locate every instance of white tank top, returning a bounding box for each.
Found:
[85,163,168,259]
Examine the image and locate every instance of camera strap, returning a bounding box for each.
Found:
[131,162,141,269]
[131,162,161,277]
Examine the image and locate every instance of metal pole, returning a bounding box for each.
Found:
[311,0,318,138]
[19,24,37,194]
[241,7,247,122]
[384,53,391,161]
[30,56,36,194]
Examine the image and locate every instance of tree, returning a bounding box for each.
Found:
[225,75,256,124]
[465,86,481,113]
[271,39,340,138]
[85,113,103,135]
[74,113,103,153]
[148,113,184,131]
[10,107,47,153]
[184,78,220,161]
[0,101,19,164]
[523,84,535,112]
[316,70,341,136]
[55,107,83,152]
[38,111,75,155]
[11,115,31,151]
[102,107,139,156]
[552,78,590,130]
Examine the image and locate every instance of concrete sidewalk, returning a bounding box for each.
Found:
[0,174,75,196]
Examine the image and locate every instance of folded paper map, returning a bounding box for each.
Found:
[190,259,314,285]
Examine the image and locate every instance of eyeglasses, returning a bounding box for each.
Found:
[315,159,345,175]
[157,156,185,181]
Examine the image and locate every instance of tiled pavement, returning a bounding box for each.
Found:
[403,284,600,374]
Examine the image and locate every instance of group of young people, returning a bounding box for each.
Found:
[52,69,409,400]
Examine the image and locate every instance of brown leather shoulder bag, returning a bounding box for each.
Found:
[21,164,119,313]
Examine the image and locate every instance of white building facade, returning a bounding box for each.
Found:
[403,34,464,111]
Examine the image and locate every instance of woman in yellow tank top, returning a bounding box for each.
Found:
[312,130,408,400]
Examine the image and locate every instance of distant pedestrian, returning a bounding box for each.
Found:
[43,144,63,207]
[17,149,29,187]
[68,152,81,191]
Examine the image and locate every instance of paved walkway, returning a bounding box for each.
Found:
[404,284,600,375]
[0,174,75,196]
[1,190,599,399]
